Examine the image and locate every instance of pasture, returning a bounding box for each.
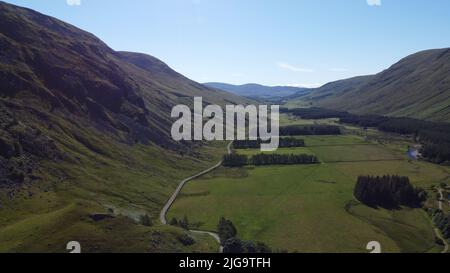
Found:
[168,120,450,253]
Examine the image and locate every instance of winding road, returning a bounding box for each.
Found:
[434,188,448,253]
[434,228,449,254]
[438,188,444,211]
[160,141,233,253]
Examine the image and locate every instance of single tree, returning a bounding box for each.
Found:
[217,217,237,243]
[140,214,153,227]
[170,217,179,226]
[179,215,189,230]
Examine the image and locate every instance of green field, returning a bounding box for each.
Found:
[0,121,226,253]
[303,135,367,146]
[168,122,450,253]
[279,113,338,127]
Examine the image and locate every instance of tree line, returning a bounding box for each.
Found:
[280,125,341,136]
[233,138,305,149]
[354,175,427,209]
[284,107,450,164]
[344,117,450,164]
[251,153,319,166]
[420,143,450,165]
[223,154,249,167]
[223,153,320,167]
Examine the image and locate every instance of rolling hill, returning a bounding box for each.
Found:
[0,1,247,252]
[288,48,450,122]
[205,82,309,99]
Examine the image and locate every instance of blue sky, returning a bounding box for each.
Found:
[4,0,450,87]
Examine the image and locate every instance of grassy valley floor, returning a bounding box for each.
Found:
[168,118,450,253]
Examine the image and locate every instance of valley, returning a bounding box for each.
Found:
[0,1,241,253]
[0,0,449,255]
[168,114,450,253]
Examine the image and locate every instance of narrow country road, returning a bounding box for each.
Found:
[434,228,449,253]
[438,188,444,211]
[159,141,233,253]
[434,188,448,253]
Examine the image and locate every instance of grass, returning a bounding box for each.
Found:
[279,113,338,127]
[0,201,218,253]
[0,108,228,252]
[309,144,403,163]
[302,135,367,146]
[168,127,450,253]
[346,203,437,253]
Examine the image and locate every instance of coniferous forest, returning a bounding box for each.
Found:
[223,153,319,167]
[354,175,427,209]
[282,108,450,164]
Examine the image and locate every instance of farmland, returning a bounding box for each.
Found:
[168,115,450,253]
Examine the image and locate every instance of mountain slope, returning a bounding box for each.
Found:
[205,82,309,99]
[0,1,247,147]
[288,48,450,122]
[0,1,245,252]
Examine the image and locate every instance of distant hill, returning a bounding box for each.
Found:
[288,48,450,122]
[0,1,249,252]
[205,82,310,99]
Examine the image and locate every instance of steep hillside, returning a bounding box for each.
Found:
[0,1,245,252]
[288,48,450,122]
[205,82,309,99]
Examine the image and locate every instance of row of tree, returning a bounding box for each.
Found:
[251,153,319,166]
[233,138,305,149]
[280,125,341,136]
[223,153,320,167]
[223,154,249,167]
[354,175,427,208]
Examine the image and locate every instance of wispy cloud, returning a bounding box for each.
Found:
[277,62,314,73]
[367,0,381,6]
[66,0,81,6]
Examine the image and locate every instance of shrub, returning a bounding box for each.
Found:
[179,215,189,230]
[178,234,195,246]
[170,217,179,226]
[139,214,153,227]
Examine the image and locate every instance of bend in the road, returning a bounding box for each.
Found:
[159,141,233,253]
